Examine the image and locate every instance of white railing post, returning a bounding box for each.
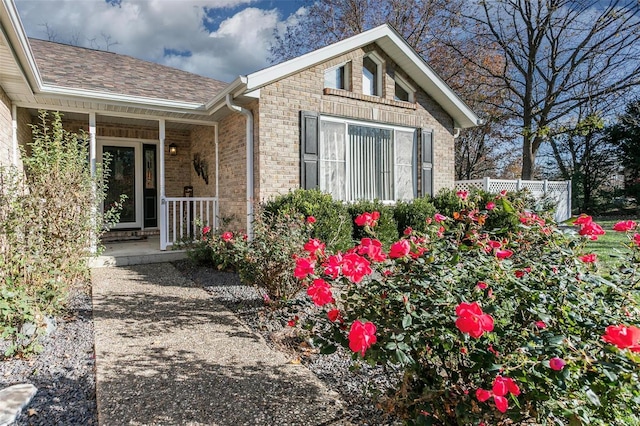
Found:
[159,119,167,250]
[483,176,490,191]
[517,179,522,191]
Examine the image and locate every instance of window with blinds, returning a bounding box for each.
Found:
[319,118,417,202]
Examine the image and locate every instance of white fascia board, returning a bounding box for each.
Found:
[39,85,207,112]
[203,76,247,111]
[1,0,44,90]
[245,25,392,91]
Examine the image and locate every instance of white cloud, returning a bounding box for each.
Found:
[15,0,304,82]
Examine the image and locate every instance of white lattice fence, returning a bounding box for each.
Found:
[455,178,571,223]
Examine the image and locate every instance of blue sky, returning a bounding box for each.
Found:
[15,0,306,82]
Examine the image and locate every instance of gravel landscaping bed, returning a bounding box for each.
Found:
[0,284,97,426]
[174,260,402,425]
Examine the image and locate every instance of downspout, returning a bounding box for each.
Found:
[225,94,254,238]
[214,123,220,230]
[453,128,461,139]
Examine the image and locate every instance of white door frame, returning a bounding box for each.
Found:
[99,138,156,229]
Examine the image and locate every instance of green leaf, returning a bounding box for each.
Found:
[402,314,412,329]
[585,388,601,407]
[320,344,337,355]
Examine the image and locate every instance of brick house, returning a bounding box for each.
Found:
[0,0,479,250]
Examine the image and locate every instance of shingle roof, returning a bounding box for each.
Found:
[28,38,228,104]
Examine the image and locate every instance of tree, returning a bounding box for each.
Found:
[607,99,640,201]
[541,108,619,212]
[456,0,640,179]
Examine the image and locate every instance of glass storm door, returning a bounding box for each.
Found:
[143,144,157,228]
[103,145,138,228]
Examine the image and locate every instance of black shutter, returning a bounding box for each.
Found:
[300,111,320,189]
[421,129,433,197]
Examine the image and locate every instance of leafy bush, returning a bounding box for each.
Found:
[262,189,353,252]
[393,196,436,234]
[292,192,640,425]
[348,199,398,248]
[0,111,117,356]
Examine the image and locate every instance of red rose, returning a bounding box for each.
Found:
[485,201,496,210]
[573,214,593,226]
[327,309,341,322]
[348,320,377,357]
[306,216,317,224]
[578,221,605,240]
[613,220,636,232]
[602,324,640,352]
[306,279,334,306]
[294,257,315,279]
[535,321,547,329]
[323,253,343,279]
[476,281,488,290]
[357,238,387,262]
[455,302,494,338]
[341,253,372,283]
[579,253,597,263]
[456,190,469,200]
[389,240,411,259]
[495,249,513,259]
[476,388,491,402]
[221,231,233,242]
[202,226,211,235]
[634,233,640,247]
[303,238,326,258]
[354,211,380,228]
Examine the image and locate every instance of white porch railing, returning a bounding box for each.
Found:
[455,177,572,223]
[160,197,218,250]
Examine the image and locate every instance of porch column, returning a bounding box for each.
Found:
[159,119,167,250]
[11,104,18,166]
[89,112,97,254]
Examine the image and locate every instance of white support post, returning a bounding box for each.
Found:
[159,119,167,250]
[543,179,549,195]
[517,179,522,191]
[483,176,490,191]
[89,112,97,254]
[11,104,18,166]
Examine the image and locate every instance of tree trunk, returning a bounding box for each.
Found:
[521,134,535,180]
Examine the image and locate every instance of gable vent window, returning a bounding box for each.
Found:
[300,112,419,202]
[362,54,382,97]
[394,74,415,103]
[324,62,351,90]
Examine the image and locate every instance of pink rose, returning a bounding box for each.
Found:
[549,357,566,371]
[485,202,496,210]
[389,240,411,259]
[613,220,636,232]
[306,278,334,306]
[221,231,233,242]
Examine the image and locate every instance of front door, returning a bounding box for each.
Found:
[103,144,139,228]
[143,144,158,228]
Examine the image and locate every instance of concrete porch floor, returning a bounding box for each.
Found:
[89,236,188,268]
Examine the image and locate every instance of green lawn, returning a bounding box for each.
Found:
[584,219,637,269]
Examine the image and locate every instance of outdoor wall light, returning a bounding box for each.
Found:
[168,143,177,156]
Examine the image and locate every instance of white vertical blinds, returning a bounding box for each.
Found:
[319,118,418,202]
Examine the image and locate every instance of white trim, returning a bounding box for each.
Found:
[363,52,383,97]
[323,61,351,91]
[98,138,143,229]
[394,73,415,103]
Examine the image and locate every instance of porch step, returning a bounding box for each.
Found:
[101,229,159,243]
[89,250,188,268]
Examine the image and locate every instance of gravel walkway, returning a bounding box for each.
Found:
[0,286,97,425]
[91,263,350,426]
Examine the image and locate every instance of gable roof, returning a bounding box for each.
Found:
[29,39,227,105]
[243,24,479,128]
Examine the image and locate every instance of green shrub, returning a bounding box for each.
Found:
[348,199,399,247]
[293,198,640,425]
[263,189,353,252]
[393,196,436,234]
[0,111,117,357]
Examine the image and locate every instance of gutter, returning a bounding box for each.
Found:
[225,94,254,238]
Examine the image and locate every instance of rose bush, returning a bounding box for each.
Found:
[293,195,640,425]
